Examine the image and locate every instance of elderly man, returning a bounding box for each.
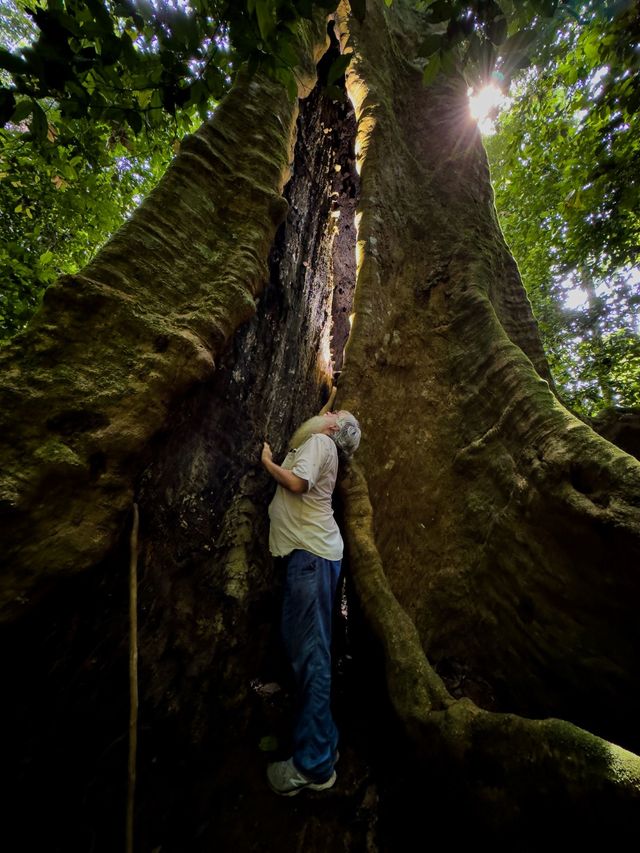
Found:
[261,394,361,796]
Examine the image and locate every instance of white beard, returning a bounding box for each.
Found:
[288,416,328,450]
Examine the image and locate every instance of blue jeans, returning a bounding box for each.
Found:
[281,549,342,782]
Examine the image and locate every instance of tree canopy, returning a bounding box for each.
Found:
[487,1,640,414]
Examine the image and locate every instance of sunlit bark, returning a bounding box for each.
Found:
[335,0,640,753]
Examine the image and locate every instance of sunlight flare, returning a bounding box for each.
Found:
[468,84,508,133]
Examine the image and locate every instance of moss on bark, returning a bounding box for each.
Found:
[340,459,640,834]
[334,0,640,748]
[0,18,328,622]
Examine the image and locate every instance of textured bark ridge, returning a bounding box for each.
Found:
[0,20,327,621]
[340,461,640,835]
[331,0,640,830]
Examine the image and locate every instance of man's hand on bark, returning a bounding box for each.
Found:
[261,440,307,493]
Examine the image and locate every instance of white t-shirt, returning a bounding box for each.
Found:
[268,433,343,561]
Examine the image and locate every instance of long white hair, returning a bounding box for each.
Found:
[288,412,361,459]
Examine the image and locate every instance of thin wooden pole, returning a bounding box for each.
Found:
[126,503,139,853]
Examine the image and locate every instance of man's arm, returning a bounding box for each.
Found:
[261,442,307,494]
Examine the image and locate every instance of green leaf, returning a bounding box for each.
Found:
[60,97,88,120]
[256,0,276,42]
[324,83,345,102]
[501,29,537,57]
[422,52,441,86]
[562,4,584,24]
[565,64,578,85]
[188,80,208,106]
[274,66,298,102]
[127,109,143,134]
[500,28,537,71]
[10,99,34,124]
[204,65,226,100]
[167,9,201,52]
[440,46,457,75]
[148,89,163,126]
[120,32,138,69]
[295,0,314,19]
[0,48,27,75]
[427,1,453,24]
[583,38,599,62]
[488,16,508,46]
[326,54,351,86]
[530,0,557,15]
[275,35,300,69]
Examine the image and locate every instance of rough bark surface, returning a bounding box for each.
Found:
[0,19,325,622]
[334,0,640,750]
[2,31,379,853]
[133,75,358,746]
[339,460,640,839]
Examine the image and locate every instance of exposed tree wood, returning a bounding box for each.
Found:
[131,72,359,746]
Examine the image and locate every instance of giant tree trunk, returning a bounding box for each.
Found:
[1,1,639,849]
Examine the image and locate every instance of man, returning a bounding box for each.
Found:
[260,395,361,796]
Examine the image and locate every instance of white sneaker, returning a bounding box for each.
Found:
[267,757,337,797]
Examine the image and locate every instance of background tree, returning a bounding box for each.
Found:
[486,2,640,415]
[1,1,640,850]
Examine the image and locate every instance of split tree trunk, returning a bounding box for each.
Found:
[1,0,639,848]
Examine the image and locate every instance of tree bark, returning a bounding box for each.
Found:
[1,0,640,848]
[334,0,640,747]
[0,17,327,621]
